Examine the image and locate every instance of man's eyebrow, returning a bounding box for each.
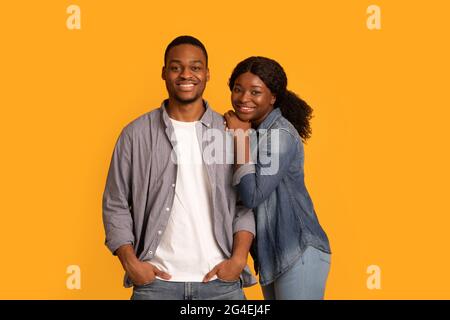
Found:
[167,59,204,65]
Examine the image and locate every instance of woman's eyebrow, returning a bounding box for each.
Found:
[234,83,262,88]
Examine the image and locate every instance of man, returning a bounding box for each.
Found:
[102,35,256,300]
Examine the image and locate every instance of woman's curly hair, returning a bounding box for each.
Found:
[228,56,313,142]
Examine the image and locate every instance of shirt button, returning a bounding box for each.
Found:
[166,207,170,211]
[172,184,175,187]
[148,250,153,255]
[157,230,162,235]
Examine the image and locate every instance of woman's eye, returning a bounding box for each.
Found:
[233,87,241,93]
[252,91,261,95]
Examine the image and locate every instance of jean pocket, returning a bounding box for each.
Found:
[216,277,240,284]
[134,278,158,289]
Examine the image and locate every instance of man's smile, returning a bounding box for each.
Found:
[176,82,196,91]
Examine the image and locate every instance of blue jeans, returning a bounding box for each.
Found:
[261,246,331,300]
[131,278,246,300]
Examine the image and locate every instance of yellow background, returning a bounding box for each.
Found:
[1,0,449,299]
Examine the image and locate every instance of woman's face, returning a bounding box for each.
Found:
[231,72,276,127]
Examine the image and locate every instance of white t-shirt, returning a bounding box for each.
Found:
[149,118,226,282]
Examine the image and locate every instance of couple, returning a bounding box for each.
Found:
[102,35,331,300]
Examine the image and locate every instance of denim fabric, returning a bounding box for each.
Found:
[233,108,331,286]
[261,246,331,300]
[131,278,246,300]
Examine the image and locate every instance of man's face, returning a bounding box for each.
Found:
[162,44,209,105]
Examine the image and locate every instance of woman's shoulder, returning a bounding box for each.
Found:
[270,115,302,145]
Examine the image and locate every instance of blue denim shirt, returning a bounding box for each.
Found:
[232,108,331,286]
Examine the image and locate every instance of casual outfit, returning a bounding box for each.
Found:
[102,100,256,299]
[233,108,331,300]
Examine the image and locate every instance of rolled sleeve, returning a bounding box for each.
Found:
[232,163,256,187]
[102,128,136,256]
[105,238,134,256]
[232,204,256,237]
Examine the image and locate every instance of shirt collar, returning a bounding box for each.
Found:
[160,99,213,128]
[257,108,282,130]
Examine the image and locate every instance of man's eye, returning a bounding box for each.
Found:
[191,66,201,71]
[170,66,180,71]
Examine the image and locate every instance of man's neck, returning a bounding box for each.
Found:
[166,98,206,122]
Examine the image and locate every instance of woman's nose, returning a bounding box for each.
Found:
[237,91,250,103]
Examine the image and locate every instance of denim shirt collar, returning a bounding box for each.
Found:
[160,99,213,128]
[257,108,282,130]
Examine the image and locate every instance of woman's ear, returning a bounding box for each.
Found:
[271,95,276,106]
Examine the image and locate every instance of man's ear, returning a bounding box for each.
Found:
[161,66,166,80]
[206,68,210,82]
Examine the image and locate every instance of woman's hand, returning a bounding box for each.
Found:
[224,110,251,133]
[224,110,252,167]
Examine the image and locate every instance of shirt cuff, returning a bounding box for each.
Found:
[232,163,256,186]
[106,239,134,256]
[232,208,256,237]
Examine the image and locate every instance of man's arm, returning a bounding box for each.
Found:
[102,128,170,285]
[102,128,135,255]
[230,230,254,268]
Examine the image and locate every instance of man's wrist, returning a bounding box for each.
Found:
[230,255,247,269]
[116,244,140,272]
[123,257,140,273]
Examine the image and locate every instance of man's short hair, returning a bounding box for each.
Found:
[164,35,208,67]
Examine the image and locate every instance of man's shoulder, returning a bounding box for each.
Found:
[122,107,161,135]
[211,109,225,120]
[207,107,226,128]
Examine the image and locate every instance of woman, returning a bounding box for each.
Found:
[224,56,331,300]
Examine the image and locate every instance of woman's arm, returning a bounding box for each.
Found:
[224,111,300,209]
[235,129,298,208]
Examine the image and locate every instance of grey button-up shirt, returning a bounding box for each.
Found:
[102,100,257,288]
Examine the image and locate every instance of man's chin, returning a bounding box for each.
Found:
[174,94,202,105]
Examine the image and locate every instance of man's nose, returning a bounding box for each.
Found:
[179,68,193,79]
